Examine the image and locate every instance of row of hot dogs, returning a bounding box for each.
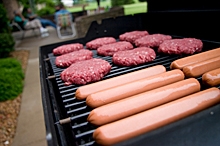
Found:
[73,47,220,145]
[171,47,220,84]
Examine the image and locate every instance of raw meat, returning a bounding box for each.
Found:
[86,37,116,49]
[53,43,84,55]
[119,31,149,44]
[158,38,203,55]
[55,49,93,68]
[135,34,172,48]
[60,58,111,85]
[97,41,134,56]
[112,47,156,66]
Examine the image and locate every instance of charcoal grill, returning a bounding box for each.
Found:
[39,4,220,146]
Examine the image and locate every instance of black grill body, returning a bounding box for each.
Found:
[39,12,220,146]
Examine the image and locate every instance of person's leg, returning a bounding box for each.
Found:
[25,19,49,37]
[39,18,57,28]
[24,19,42,29]
[39,19,47,28]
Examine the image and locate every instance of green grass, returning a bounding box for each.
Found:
[67,0,147,15]
[123,2,147,15]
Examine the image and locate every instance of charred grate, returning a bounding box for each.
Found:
[44,39,220,146]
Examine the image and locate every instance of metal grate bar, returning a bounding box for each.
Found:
[78,141,95,146]
[61,93,75,99]
[67,106,88,115]
[70,112,90,121]
[75,130,95,139]
[65,101,86,108]
[72,122,89,129]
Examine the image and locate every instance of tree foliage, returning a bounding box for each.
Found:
[0,4,11,33]
[0,4,15,58]
[18,0,57,16]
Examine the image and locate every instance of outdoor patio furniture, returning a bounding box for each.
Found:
[10,20,39,40]
[56,13,76,39]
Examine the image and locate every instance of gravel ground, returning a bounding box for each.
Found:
[0,50,29,146]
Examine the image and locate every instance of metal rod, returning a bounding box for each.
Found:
[47,75,56,79]
[55,112,90,125]
[75,130,95,139]
[44,58,50,61]
[54,117,71,125]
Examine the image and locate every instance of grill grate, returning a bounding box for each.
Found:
[47,48,182,145]
[45,39,220,146]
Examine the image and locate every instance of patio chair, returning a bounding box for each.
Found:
[56,13,76,39]
[10,20,39,40]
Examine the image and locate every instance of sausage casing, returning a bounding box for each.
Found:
[86,69,184,108]
[202,68,220,86]
[75,65,166,100]
[93,88,220,146]
[88,78,200,126]
[183,56,220,78]
[170,47,220,69]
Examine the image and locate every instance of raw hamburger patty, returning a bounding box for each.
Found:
[158,38,203,55]
[119,30,149,44]
[53,43,84,55]
[97,41,134,56]
[86,37,116,49]
[112,47,156,66]
[60,58,112,85]
[55,49,93,68]
[135,34,172,48]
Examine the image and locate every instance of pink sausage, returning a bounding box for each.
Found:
[88,78,200,126]
[93,87,220,145]
[86,69,184,108]
[202,68,220,86]
[75,65,166,100]
[170,47,220,70]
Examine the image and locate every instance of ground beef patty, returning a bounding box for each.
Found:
[97,41,134,56]
[135,34,172,48]
[53,43,84,55]
[112,47,156,66]
[119,30,149,44]
[60,58,111,85]
[55,49,93,68]
[86,37,116,49]
[158,38,203,55]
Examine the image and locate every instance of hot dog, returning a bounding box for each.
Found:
[202,68,220,86]
[88,78,200,126]
[182,56,220,78]
[170,47,220,70]
[86,69,184,108]
[75,65,166,100]
[93,87,220,146]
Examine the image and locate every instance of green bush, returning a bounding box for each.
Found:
[0,58,24,101]
[0,4,11,33]
[0,33,15,58]
[111,0,134,7]
[37,7,55,16]
[0,4,15,58]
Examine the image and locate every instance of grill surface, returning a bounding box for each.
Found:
[48,48,181,145]
[43,39,220,146]
[39,12,220,146]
